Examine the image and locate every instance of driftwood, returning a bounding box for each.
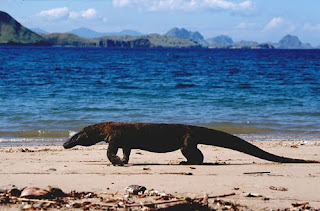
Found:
[243,171,270,174]
[1,187,238,210]
[13,197,57,204]
[126,192,236,208]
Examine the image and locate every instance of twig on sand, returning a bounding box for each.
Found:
[11,196,57,204]
[126,192,236,208]
[243,171,270,174]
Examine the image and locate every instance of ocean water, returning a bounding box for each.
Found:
[0,47,320,145]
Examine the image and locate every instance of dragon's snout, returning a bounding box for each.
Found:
[63,134,79,149]
[63,141,73,149]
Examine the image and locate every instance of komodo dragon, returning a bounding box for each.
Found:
[63,122,319,165]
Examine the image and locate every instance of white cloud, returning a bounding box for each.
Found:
[286,24,296,33]
[235,22,256,29]
[204,0,253,11]
[38,7,99,21]
[303,23,320,31]
[113,0,137,7]
[263,17,296,34]
[69,8,97,20]
[264,17,284,31]
[38,7,69,20]
[112,0,255,13]
[149,0,195,11]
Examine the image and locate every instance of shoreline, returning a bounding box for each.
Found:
[1,140,319,210]
[1,132,319,147]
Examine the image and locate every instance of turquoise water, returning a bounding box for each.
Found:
[0,47,320,145]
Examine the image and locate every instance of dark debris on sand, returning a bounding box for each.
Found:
[0,185,244,210]
[1,185,318,210]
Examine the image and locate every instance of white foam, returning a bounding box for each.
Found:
[68,131,77,138]
[0,137,64,144]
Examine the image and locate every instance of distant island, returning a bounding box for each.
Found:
[68,27,143,38]
[0,11,200,48]
[165,27,208,46]
[0,11,317,49]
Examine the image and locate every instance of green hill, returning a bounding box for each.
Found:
[145,33,201,48]
[42,33,97,47]
[0,11,45,45]
[165,28,208,46]
[97,34,200,48]
[41,33,201,48]
[0,11,201,48]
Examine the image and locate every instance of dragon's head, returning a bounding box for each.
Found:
[63,125,107,149]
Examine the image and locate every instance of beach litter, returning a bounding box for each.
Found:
[160,172,193,175]
[142,167,151,171]
[292,202,310,209]
[3,185,316,210]
[20,187,50,199]
[269,186,288,191]
[125,185,147,195]
[243,171,271,175]
[8,188,21,197]
[244,192,263,198]
[0,185,242,210]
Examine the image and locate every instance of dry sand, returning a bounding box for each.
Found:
[1,140,320,210]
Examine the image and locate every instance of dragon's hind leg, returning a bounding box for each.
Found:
[180,135,204,164]
[122,147,131,164]
[107,143,124,166]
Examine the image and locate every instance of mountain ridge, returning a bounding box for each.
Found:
[41,33,201,48]
[276,34,312,49]
[69,27,143,38]
[164,27,208,46]
[0,11,200,48]
[0,11,318,49]
[0,11,46,45]
[206,35,234,46]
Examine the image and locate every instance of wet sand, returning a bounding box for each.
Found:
[1,140,319,210]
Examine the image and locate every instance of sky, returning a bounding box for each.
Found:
[2,0,320,45]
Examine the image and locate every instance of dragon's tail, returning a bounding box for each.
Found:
[197,127,319,163]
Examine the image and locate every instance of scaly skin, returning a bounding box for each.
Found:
[63,122,319,166]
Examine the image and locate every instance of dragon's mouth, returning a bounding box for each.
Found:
[63,139,76,149]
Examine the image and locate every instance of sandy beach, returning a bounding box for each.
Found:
[1,140,319,210]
